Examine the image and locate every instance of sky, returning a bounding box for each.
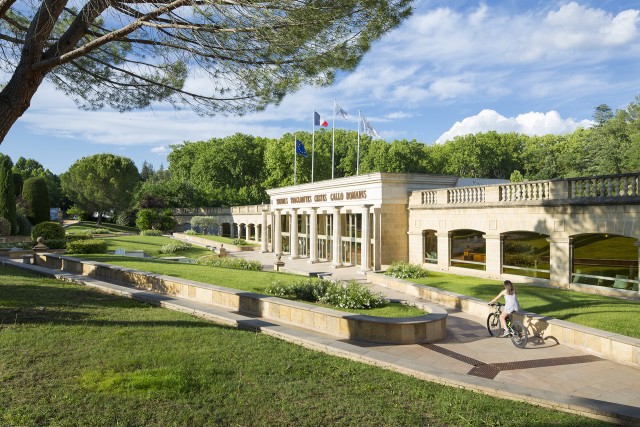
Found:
[2,0,640,175]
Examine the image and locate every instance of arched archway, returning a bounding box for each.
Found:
[572,234,638,290]
[422,230,437,264]
[450,229,485,271]
[502,231,550,279]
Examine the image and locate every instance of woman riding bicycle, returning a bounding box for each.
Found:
[489,280,520,337]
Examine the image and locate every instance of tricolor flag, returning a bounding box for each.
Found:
[295,139,308,158]
[314,111,328,127]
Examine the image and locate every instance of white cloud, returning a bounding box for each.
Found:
[150,145,168,155]
[435,109,593,143]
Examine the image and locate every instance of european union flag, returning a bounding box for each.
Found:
[295,139,308,157]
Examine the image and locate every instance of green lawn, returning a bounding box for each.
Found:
[0,267,611,427]
[99,235,212,259]
[76,255,424,318]
[65,221,138,234]
[412,271,640,339]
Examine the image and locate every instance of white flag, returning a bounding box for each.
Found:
[334,103,348,120]
[362,115,381,138]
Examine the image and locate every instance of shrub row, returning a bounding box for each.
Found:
[196,255,262,271]
[139,229,164,236]
[266,279,388,310]
[66,239,108,254]
[159,242,192,254]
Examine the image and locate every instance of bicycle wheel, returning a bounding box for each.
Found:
[510,320,528,348]
[487,313,502,337]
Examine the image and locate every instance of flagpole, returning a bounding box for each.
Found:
[294,133,297,186]
[331,99,335,179]
[357,110,361,175]
[311,112,315,183]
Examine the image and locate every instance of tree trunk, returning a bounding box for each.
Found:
[0,64,46,143]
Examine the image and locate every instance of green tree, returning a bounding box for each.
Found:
[0,154,17,234]
[22,177,50,225]
[61,154,140,224]
[13,157,64,207]
[593,104,614,126]
[0,1,412,143]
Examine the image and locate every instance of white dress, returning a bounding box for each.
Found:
[504,292,519,313]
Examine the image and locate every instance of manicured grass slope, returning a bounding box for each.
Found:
[0,267,610,426]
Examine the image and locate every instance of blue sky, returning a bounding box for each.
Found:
[2,0,640,175]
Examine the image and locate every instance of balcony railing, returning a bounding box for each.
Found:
[413,172,640,207]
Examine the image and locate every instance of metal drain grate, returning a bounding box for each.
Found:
[421,344,485,366]
[421,344,603,380]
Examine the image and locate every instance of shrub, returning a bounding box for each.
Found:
[184,229,197,235]
[231,238,248,246]
[266,279,388,310]
[115,209,138,227]
[66,206,91,221]
[66,233,93,241]
[136,208,176,232]
[189,216,218,234]
[22,177,50,225]
[318,281,388,309]
[159,241,192,254]
[385,261,429,279]
[44,239,68,249]
[31,221,65,241]
[0,217,11,236]
[66,239,108,254]
[0,156,17,234]
[196,255,262,271]
[92,228,111,234]
[140,229,164,236]
[266,279,331,302]
[15,213,32,236]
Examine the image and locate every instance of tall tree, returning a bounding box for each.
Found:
[60,154,140,224]
[22,176,50,225]
[0,154,17,234]
[0,1,412,143]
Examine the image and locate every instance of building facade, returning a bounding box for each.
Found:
[173,172,640,292]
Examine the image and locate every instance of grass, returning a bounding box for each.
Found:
[184,233,259,246]
[98,235,212,259]
[64,221,138,234]
[411,271,640,339]
[0,267,612,426]
[76,255,425,318]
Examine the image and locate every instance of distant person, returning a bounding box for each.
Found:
[489,280,520,337]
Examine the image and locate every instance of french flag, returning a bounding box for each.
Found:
[314,111,328,127]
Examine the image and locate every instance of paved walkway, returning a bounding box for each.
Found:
[6,247,640,425]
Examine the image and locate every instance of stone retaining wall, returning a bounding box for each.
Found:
[33,253,447,344]
[366,272,640,368]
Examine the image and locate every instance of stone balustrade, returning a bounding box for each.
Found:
[411,172,640,207]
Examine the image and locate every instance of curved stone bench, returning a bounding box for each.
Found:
[33,253,447,344]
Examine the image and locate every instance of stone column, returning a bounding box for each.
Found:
[437,232,451,271]
[372,207,381,271]
[634,241,640,291]
[274,210,282,255]
[484,233,502,277]
[289,209,299,259]
[547,237,572,287]
[261,209,269,252]
[360,205,372,272]
[332,206,342,268]
[245,224,251,241]
[308,208,318,263]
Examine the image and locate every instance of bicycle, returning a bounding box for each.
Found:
[487,302,528,348]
